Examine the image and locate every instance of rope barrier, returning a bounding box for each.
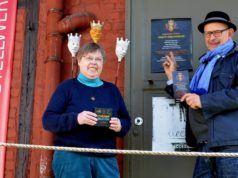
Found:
[1,142,238,157]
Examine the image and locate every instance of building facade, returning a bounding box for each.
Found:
[3,0,238,178]
[5,0,127,177]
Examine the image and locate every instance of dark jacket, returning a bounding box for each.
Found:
[201,49,238,148]
[165,85,199,147]
[165,49,238,148]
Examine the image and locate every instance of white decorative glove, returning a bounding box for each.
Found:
[115,37,130,62]
[67,33,81,57]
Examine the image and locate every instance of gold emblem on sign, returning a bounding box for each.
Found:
[166,19,176,32]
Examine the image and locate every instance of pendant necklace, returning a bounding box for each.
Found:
[90,88,97,101]
[90,96,96,101]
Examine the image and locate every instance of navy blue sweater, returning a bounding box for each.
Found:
[43,78,131,151]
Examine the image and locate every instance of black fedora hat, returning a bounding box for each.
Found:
[198,11,237,33]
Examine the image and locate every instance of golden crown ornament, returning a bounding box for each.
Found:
[90,20,104,43]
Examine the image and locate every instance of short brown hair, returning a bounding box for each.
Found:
[77,42,106,62]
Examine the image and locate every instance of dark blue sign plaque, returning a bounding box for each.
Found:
[151,18,193,73]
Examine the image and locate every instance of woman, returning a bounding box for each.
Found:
[43,42,131,178]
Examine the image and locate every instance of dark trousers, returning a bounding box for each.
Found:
[193,144,238,178]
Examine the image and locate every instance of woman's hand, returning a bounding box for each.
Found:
[109,117,121,132]
[163,51,177,80]
[77,111,97,126]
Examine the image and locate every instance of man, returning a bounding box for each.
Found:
[163,11,238,177]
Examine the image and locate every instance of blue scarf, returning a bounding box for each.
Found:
[77,73,103,87]
[190,39,235,94]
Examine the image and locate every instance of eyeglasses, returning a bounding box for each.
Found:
[204,27,230,38]
[83,55,103,63]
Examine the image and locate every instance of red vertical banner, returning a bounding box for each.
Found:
[0,0,17,178]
